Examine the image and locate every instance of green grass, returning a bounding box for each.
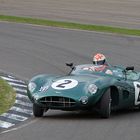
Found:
[0,15,140,36]
[0,78,16,114]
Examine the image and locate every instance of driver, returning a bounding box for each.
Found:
[90,53,113,74]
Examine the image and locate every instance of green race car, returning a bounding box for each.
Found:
[27,63,140,118]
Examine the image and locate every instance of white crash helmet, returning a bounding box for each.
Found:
[93,53,106,65]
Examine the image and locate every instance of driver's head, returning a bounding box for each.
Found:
[93,53,106,65]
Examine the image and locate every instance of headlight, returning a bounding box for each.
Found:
[33,93,40,100]
[80,96,88,105]
[88,84,98,94]
[28,82,36,92]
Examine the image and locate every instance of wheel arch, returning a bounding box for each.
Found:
[110,86,119,107]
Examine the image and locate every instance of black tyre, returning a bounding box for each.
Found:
[100,89,111,118]
[33,103,44,117]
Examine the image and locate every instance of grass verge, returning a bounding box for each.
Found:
[0,78,16,115]
[0,15,140,36]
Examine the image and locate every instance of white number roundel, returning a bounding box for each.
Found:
[134,82,140,105]
[51,79,78,90]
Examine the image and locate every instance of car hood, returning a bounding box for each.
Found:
[35,74,110,100]
[54,75,103,82]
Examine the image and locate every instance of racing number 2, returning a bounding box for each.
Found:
[56,80,72,88]
[134,82,140,105]
[51,79,78,90]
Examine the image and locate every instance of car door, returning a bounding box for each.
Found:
[123,71,140,107]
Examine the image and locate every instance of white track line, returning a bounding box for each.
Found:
[15,100,32,107]
[10,107,32,115]
[0,120,15,128]
[16,94,29,100]
[1,76,25,83]
[13,87,27,93]
[0,119,37,134]
[8,82,27,88]
[1,113,28,122]
[8,75,16,78]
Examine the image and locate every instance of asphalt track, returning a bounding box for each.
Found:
[0,0,140,29]
[0,22,140,140]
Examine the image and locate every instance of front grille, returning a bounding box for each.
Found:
[39,96,76,107]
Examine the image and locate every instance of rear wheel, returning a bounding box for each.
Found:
[100,89,111,118]
[33,103,44,117]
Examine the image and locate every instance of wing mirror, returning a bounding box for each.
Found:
[66,63,75,75]
[125,66,134,71]
[66,63,74,68]
[123,66,135,80]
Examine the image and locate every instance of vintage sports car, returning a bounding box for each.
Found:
[27,63,140,118]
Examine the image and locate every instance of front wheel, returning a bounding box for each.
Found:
[33,103,44,117]
[100,89,111,118]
